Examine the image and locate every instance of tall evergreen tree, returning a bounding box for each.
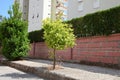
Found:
[0,1,29,60]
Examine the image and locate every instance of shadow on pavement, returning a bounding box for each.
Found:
[29,59,120,77]
[0,72,47,79]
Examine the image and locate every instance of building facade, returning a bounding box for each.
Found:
[28,0,51,32]
[15,0,67,32]
[56,0,68,20]
[67,0,120,20]
[15,0,51,32]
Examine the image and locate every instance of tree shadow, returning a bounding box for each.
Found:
[63,62,120,77]
[0,72,46,79]
[30,59,120,77]
[0,63,5,66]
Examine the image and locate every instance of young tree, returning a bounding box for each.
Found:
[0,1,29,60]
[42,18,75,69]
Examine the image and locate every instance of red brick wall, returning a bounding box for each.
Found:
[29,42,49,59]
[29,42,72,61]
[73,34,120,64]
[56,48,72,61]
[29,33,120,65]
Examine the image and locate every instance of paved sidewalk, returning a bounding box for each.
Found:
[1,59,120,80]
[0,64,47,80]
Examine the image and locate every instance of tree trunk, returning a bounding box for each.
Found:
[53,49,56,69]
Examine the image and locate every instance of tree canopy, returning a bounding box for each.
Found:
[42,18,75,69]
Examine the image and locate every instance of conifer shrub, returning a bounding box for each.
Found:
[0,1,29,60]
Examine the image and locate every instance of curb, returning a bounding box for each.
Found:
[0,60,76,80]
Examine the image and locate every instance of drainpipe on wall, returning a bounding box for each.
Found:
[33,42,36,57]
[71,48,73,60]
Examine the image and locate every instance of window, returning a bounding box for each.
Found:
[48,5,51,7]
[93,0,100,8]
[37,14,39,18]
[32,15,34,19]
[78,0,82,2]
[48,13,50,15]
[24,5,27,8]
[78,2,84,11]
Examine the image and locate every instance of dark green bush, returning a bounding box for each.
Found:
[67,6,120,37]
[0,1,29,60]
[28,29,44,43]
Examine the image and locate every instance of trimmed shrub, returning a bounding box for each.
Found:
[67,6,120,37]
[28,29,44,43]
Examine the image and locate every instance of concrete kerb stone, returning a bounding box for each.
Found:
[0,60,76,80]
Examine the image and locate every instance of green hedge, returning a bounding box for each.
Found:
[67,6,120,37]
[28,29,44,43]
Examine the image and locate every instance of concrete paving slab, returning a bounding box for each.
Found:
[0,59,120,80]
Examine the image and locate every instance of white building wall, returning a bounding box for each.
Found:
[16,0,51,32]
[28,0,44,32]
[68,0,120,20]
[43,0,51,19]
